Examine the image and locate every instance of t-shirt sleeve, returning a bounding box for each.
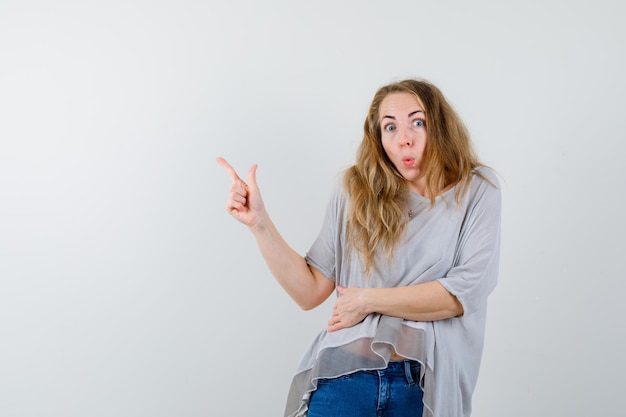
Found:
[437,170,502,316]
[304,182,345,283]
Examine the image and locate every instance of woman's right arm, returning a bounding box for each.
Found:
[216,157,335,310]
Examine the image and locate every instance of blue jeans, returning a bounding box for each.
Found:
[307,361,424,417]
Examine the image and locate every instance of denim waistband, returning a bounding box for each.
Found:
[366,360,421,385]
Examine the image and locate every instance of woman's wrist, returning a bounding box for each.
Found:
[360,288,376,316]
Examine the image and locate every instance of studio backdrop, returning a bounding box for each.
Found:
[1,1,624,416]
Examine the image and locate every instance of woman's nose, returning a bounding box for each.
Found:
[398,125,413,146]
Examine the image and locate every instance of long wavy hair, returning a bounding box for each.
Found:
[343,79,483,275]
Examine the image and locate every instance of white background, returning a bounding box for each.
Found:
[1,1,624,416]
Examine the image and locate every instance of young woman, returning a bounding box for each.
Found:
[217,79,501,417]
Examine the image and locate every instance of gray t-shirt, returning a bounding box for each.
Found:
[285,167,501,417]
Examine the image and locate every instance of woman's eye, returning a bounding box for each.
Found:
[413,119,425,127]
[384,124,396,132]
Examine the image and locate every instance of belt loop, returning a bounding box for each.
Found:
[404,360,415,386]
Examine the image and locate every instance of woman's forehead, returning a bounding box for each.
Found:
[379,92,425,116]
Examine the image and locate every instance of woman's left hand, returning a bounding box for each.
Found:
[327,286,370,332]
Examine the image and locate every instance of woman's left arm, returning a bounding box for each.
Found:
[327,175,501,332]
[327,281,463,331]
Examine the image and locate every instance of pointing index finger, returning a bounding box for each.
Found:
[216,157,243,184]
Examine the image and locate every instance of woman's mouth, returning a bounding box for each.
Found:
[402,156,415,167]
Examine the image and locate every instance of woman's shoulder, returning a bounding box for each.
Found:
[465,166,502,210]
[472,165,501,189]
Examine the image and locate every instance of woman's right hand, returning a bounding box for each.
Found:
[216,157,266,228]
[217,157,335,310]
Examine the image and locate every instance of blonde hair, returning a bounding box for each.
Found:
[343,79,483,275]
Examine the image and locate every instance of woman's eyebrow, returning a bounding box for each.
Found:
[382,109,425,120]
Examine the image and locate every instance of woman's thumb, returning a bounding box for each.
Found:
[247,164,258,189]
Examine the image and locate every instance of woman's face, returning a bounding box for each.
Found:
[379,92,428,195]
